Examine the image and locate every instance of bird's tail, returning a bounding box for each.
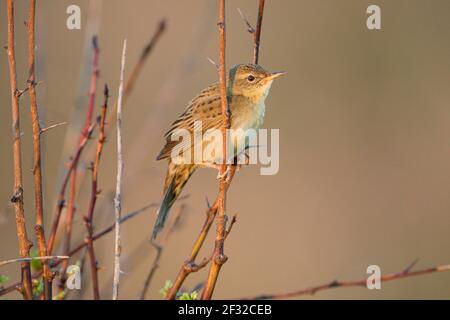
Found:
[152,162,196,239]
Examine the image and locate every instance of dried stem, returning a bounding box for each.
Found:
[82,85,109,300]
[0,256,69,268]
[240,262,450,300]
[27,0,53,300]
[238,0,266,64]
[113,39,127,300]
[200,0,230,300]
[140,205,186,300]
[0,203,157,297]
[7,0,33,300]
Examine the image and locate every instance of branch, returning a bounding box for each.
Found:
[46,121,96,255]
[27,0,53,300]
[166,168,236,300]
[83,85,109,300]
[7,0,33,300]
[40,121,67,134]
[239,262,450,300]
[57,37,99,295]
[123,19,166,102]
[113,38,127,300]
[140,204,186,300]
[0,256,69,268]
[200,0,231,300]
[237,0,266,64]
[0,203,157,297]
[63,19,167,219]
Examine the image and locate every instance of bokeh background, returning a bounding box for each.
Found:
[1,0,450,299]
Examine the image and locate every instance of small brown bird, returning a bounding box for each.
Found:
[153,63,284,238]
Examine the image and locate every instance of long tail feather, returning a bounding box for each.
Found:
[152,163,196,239]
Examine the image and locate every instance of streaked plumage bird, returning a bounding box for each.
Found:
[152,63,284,238]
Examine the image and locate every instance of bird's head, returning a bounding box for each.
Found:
[228,64,285,101]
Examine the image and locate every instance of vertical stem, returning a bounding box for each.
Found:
[83,85,109,300]
[201,0,230,300]
[27,0,53,300]
[7,0,34,300]
[253,0,265,65]
[113,39,127,300]
[58,37,99,293]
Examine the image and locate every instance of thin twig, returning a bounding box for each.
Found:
[0,256,69,268]
[7,0,33,300]
[201,0,230,300]
[113,39,127,300]
[56,37,99,294]
[240,263,450,300]
[166,168,236,300]
[40,122,67,134]
[237,0,266,64]
[27,0,53,300]
[47,122,96,255]
[83,85,109,300]
[0,203,157,297]
[70,20,167,209]
[140,204,186,300]
[123,19,166,103]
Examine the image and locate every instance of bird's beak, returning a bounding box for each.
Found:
[265,71,286,81]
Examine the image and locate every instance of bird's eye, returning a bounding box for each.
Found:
[247,75,255,82]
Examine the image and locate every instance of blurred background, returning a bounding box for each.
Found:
[1,0,450,299]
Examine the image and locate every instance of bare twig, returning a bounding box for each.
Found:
[113,39,127,300]
[201,0,231,300]
[166,168,236,300]
[240,263,450,300]
[0,203,157,297]
[237,0,266,64]
[0,256,69,268]
[27,0,53,300]
[54,37,99,294]
[70,20,167,208]
[40,121,67,134]
[123,19,166,103]
[47,122,96,255]
[83,85,109,300]
[7,0,33,300]
[140,205,186,300]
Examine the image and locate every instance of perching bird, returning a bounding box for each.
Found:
[152,63,284,238]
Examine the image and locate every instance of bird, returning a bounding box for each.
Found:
[152,63,284,238]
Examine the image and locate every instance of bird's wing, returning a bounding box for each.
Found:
[156,83,224,161]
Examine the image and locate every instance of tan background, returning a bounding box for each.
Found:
[1,0,450,299]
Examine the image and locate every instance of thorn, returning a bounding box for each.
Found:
[404,258,420,273]
[206,57,219,70]
[237,8,256,34]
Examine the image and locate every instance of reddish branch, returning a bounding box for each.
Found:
[238,0,266,65]
[47,122,96,254]
[49,37,99,293]
[27,0,53,300]
[240,263,450,300]
[166,169,236,300]
[82,85,109,300]
[0,203,157,297]
[200,0,231,300]
[7,0,33,300]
